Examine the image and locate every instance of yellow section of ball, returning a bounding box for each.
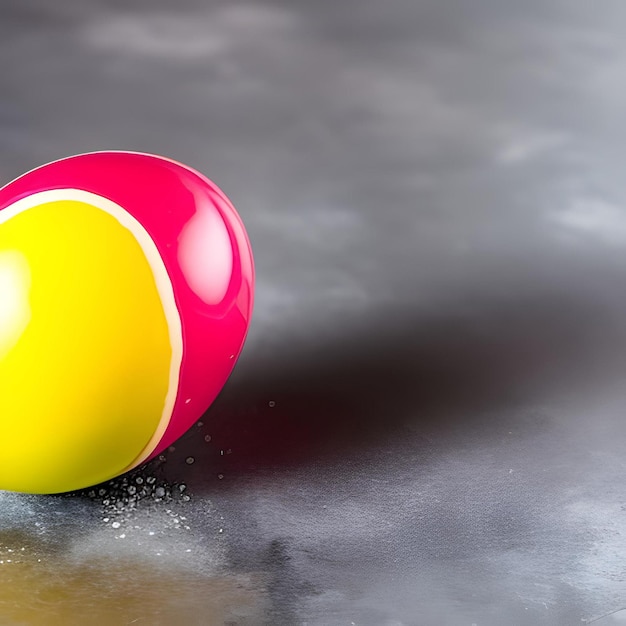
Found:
[0,199,172,494]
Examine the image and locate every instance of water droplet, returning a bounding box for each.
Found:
[197,421,203,427]
[119,533,126,539]
[185,398,192,404]
[159,455,167,462]
[182,495,191,502]
[185,457,195,465]
[226,448,232,455]
[128,485,137,495]
[204,435,212,443]
[217,474,224,480]
[135,477,144,485]
[111,522,121,529]
[178,484,187,492]
[218,528,223,534]
[168,446,176,453]
[146,476,156,484]
[155,486,166,498]
[269,400,276,407]
[148,531,155,536]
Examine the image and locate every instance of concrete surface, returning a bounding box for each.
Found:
[1,1,626,624]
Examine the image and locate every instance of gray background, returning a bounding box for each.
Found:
[1,1,626,624]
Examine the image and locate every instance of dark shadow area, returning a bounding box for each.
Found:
[159,282,626,489]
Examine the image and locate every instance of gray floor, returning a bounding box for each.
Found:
[2,1,626,624]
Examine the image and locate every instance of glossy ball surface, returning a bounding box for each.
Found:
[0,152,254,494]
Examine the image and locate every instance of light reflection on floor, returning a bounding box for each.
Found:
[0,552,267,625]
[0,463,269,626]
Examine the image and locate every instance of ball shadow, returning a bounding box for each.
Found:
[166,283,622,490]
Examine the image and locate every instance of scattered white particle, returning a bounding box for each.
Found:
[111,522,121,529]
[103,517,110,523]
[159,455,167,462]
[218,528,223,534]
[185,457,195,465]
[197,421,203,427]
[182,495,191,502]
[148,531,155,536]
[119,533,126,539]
[186,549,191,553]
[217,474,224,480]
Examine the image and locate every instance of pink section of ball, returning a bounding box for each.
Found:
[2,151,254,459]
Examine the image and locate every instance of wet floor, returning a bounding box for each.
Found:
[2,0,626,624]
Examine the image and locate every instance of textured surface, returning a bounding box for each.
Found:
[1,0,626,624]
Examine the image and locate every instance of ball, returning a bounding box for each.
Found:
[0,151,254,494]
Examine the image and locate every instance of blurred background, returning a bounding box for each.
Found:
[2,0,626,624]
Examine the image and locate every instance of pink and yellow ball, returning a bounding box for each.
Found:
[0,151,254,494]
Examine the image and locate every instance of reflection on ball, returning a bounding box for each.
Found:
[0,151,254,494]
